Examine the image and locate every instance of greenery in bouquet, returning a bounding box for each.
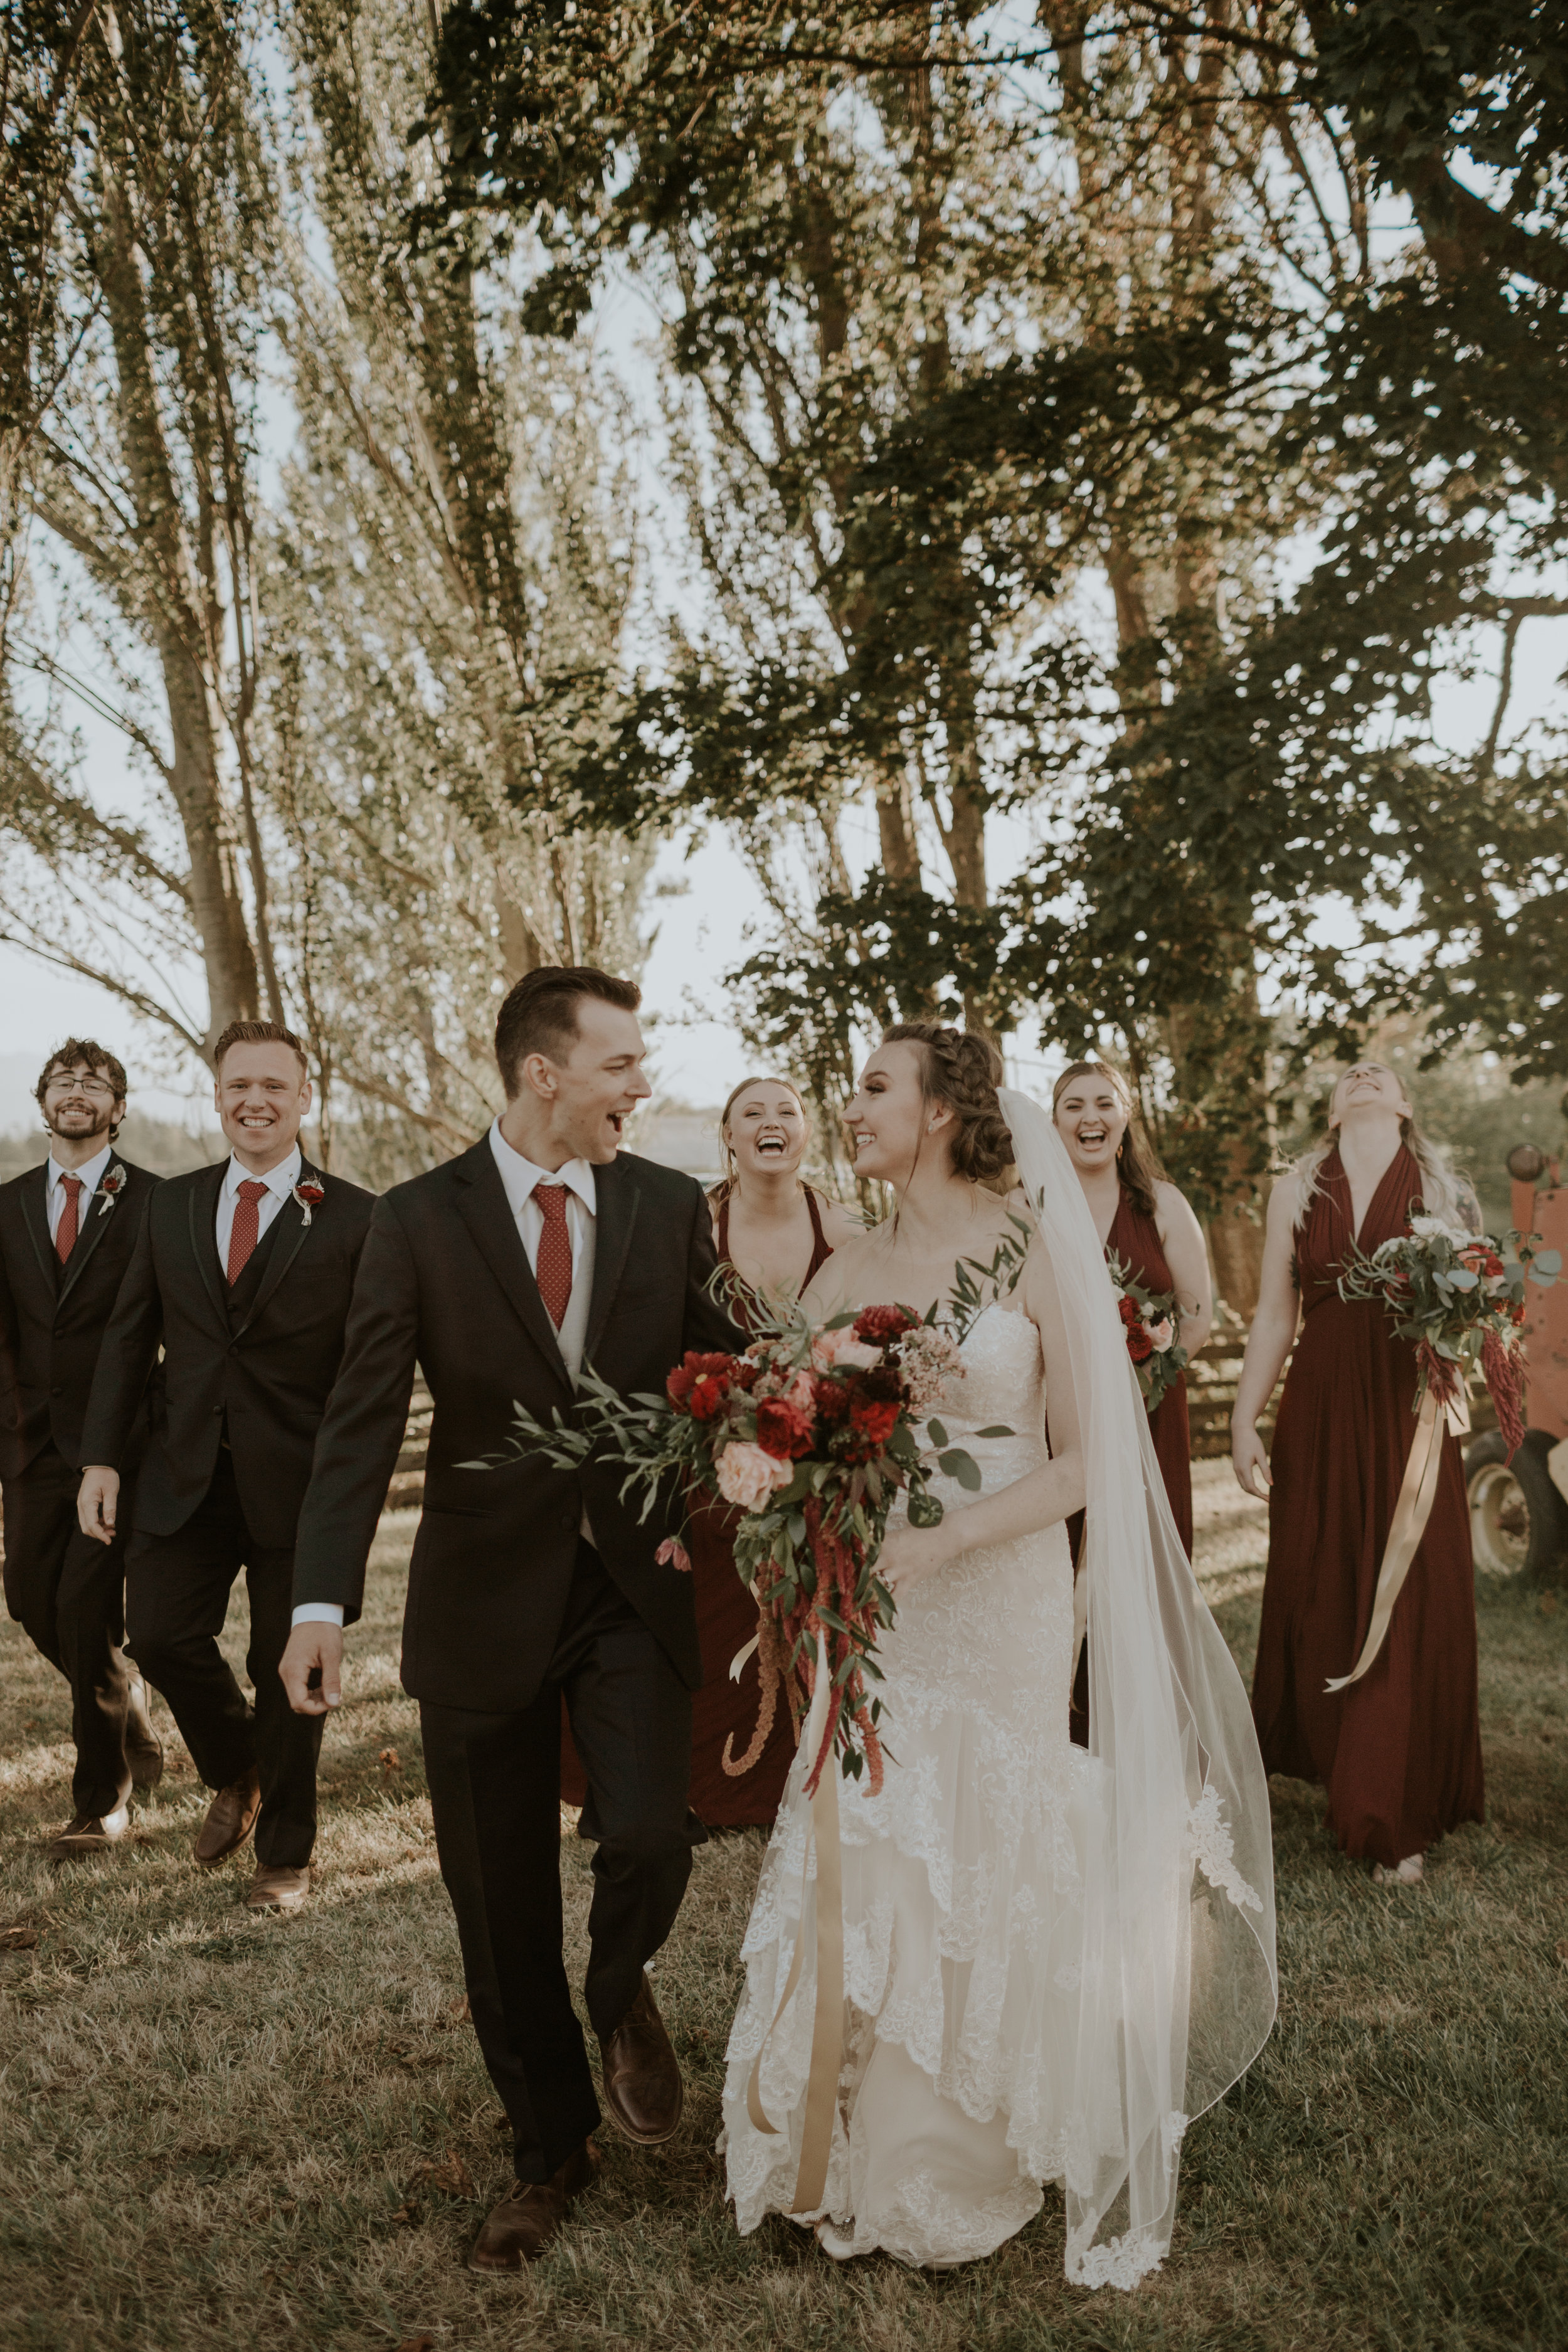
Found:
[1104,1250,1189,1417]
[463,1232,1026,1791]
[1336,1215,1560,1457]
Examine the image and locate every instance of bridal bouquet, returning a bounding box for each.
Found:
[463,1249,1021,1791]
[1106,1251,1189,1416]
[1337,1216,1559,1457]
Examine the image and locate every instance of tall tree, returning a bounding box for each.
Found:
[1,0,275,1058]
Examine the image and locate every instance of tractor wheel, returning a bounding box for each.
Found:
[1465,1429,1568,1581]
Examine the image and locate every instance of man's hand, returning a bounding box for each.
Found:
[78,1466,120,1545]
[279,1621,344,1715]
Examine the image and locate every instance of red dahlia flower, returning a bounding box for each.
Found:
[812,1376,852,1426]
[1126,1322,1155,1364]
[666,1352,739,1420]
[756,1396,816,1460]
[852,1304,916,1343]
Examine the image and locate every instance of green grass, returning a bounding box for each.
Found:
[1,1480,1565,2351]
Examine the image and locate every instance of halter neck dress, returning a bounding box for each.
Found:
[560,1184,836,1828]
[1250,1145,1483,1867]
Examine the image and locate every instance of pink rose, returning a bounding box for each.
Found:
[715,1441,794,1512]
[1148,1318,1173,1352]
[811,1326,882,1372]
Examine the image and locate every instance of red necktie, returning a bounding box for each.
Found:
[55,1173,83,1264]
[226,1179,270,1285]
[534,1183,573,1329]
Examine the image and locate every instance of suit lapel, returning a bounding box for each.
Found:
[55,1162,118,1307]
[17,1165,55,1298]
[187,1163,230,1333]
[231,1160,317,1340]
[584,1155,640,1365]
[453,1140,573,1392]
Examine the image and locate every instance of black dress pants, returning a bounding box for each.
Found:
[1,1444,138,1819]
[420,1540,703,2183]
[125,1451,322,1868]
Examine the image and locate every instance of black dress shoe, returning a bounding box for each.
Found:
[125,1679,164,1790]
[46,1806,130,1862]
[469,2142,601,2270]
[598,1974,683,2144]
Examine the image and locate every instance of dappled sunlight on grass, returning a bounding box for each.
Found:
[2,1507,1564,2348]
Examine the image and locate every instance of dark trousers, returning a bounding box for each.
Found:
[2,1444,138,1818]
[420,1540,702,2184]
[125,1450,322,1868]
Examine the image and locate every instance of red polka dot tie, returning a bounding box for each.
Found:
[55,1174,82,1264]
[534,1183,573,1329]
[226,1179,270,1285]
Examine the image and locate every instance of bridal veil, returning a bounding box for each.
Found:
[999,1087,1278,2287]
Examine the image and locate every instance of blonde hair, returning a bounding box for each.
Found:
[1051,1059,1166,1219]
[1290,1064,1466,1229]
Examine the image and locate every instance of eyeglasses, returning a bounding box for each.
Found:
[45,1073,119,1098]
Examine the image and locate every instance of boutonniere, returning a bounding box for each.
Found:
[95,1163,127,1217]
[292,1178,326,1228]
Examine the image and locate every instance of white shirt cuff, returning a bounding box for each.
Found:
[290,1602,344,1628]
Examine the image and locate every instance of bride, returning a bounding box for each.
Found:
[721,1025,1278,2286]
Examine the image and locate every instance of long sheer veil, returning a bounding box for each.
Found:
[1000,1088,1278,2288]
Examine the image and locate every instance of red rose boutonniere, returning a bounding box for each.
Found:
[95,1162,128,1217]
[292,1178,326,1228]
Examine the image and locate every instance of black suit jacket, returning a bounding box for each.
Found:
[80,1158,376,1548]
[292,1141,743,1713]
[0,1155,162,1480]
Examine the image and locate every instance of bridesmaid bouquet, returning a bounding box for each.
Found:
[462,1243,1022,1791]
[1106,1251,1189,1415]
[1337,1216,1559,1457]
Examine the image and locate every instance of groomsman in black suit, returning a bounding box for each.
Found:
[280,967,743,2270]
[78,1021,374,1911]
[0,1041,163,1858]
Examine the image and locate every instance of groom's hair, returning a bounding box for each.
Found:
[495,965,642,1096]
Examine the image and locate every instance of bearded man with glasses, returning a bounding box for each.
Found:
[0,1042,164,1858]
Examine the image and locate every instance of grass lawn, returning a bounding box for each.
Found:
[1,1463,1565,2351]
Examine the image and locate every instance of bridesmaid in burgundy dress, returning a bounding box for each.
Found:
[1234,1061,1484,1883]
[563,1078,858,1828]
[1052,1060,1212,1554]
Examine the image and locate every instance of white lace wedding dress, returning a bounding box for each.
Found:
[722,1301,1092,2267]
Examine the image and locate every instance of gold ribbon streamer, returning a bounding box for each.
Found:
[744,1645,845,2215]
[1327,1384,1470,1694]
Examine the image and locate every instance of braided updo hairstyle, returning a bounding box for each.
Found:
[881,1023,1015,1187]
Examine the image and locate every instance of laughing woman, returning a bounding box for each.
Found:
[1052,1061,1211,1555]
[564,1078,858,1826]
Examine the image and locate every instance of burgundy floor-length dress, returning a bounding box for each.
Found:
[1250,1144,1484,1867]
[561,1186,835,1828]
[1108,1186,1194,1557]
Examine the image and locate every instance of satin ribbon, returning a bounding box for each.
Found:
[744,1640,844,2214]
[1327,1382,1470,1693]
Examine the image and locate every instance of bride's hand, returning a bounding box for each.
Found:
[876,1520,956,1595]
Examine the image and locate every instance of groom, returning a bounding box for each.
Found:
[280,966,743,2269]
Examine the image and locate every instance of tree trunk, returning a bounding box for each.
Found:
[96,144,258,1052]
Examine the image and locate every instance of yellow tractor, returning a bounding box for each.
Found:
[1465,1145,1568,1581]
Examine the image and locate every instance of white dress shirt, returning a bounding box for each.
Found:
[292,1123,600,1632]
[214,1144,303,1268]
[46,1143,113,1243]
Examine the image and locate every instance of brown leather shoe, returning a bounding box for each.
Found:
[468,2141,601,2270]
[46,1806,130,1862]
[125,1679,164,1790]
[246,1863,309,1911]
[597,1973,683,2144]
[193,1769,260,1867]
